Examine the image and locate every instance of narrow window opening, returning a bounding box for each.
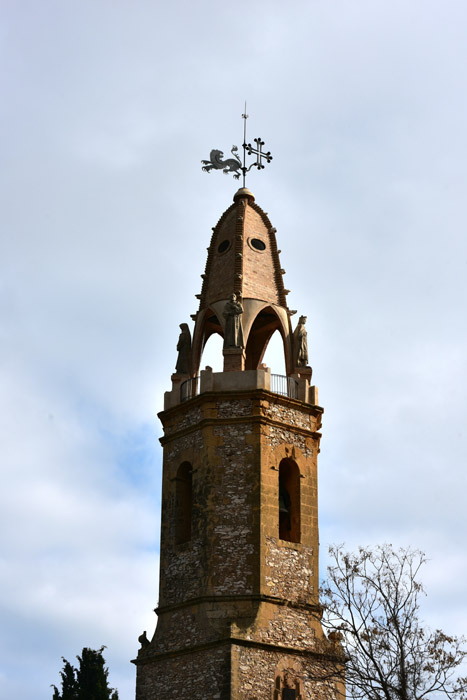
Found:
[278,458,300,543]
[175,462,192,544]
[283,690,296,700]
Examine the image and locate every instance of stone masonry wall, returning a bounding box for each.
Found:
[234,645,340,700]
[239,602,318,651]
[136,644,230,700]
[159,397,258,608]
[140,391,328,700]
[209,400,256,595]
[265,537,315,602]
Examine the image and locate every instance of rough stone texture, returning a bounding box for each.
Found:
[136,644,230,700]
[217,398,252,418]
[160,541,204,606]
[135,390,339,700]
[165,429,203,460]
[234,645,341,700]
[164,404,202,434]
[264,402,312,430]
[210,421,255,595]
[267,424,314,458]
[265,537,314,602]
[238,602,318,651]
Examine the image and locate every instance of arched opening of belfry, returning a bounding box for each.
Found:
[194,309,223,375]
[245,306,286,371]
[200,331,223,372]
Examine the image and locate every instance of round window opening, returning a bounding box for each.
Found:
[251,238,266,251]
[217,240,230,254]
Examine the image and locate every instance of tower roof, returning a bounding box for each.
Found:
[197,188,289,311]
[190,188,298,375]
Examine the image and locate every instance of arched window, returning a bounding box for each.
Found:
[278,459,300,543]
[175,462,192,544]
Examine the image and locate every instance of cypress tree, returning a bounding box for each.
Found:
[52,647,119,700]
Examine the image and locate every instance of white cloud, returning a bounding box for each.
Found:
[1,1,466,697]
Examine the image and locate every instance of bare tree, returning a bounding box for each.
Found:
[319,544,467,700]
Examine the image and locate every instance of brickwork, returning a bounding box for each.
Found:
[203,208,237,304]
[199,190,286,313]
[242,206,279,304]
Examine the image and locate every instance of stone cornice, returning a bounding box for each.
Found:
[154,592,322,616]
[159,409,323,446]
[133,634,343,666]
[159,388,323,423]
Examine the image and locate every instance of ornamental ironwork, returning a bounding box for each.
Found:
[201,105,272,186]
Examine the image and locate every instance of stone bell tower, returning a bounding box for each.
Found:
[134,188,343,699]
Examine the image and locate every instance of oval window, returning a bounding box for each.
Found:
[251,238,266,251]
[217,240,230,254]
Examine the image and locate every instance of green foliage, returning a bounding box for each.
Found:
[52,646,119,700]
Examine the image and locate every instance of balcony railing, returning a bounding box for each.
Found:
[180,376,200,402]
[271,374,299,400]
[180,373,298,403]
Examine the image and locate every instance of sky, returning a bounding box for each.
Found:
[1,1,467,698]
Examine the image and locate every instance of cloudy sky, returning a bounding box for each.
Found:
[1,1,467,698]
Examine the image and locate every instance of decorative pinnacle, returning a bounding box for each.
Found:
[201,106,273,187]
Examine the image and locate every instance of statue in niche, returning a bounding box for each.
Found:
[293,315,308,367]
[175,323,192,374]
[223,293,244,349]
[282,672,299,700]
[273,670,303,700]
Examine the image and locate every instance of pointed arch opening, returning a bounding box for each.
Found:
[175,462,193,544]
[262,329,287,376]
[278,458,301,543]
[200,332,224,372]
[245,306,287,371]
[192,309,223,376]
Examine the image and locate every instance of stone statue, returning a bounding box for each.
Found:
[175,323,192,374]
[293,315,308,367]
[223,294,244,349]
[138,630,150,649]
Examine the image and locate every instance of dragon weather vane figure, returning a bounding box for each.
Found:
[201,106,272,187]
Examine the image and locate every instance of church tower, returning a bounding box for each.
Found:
[134,187,343,699]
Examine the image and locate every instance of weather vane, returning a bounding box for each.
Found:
[201,104,273,187]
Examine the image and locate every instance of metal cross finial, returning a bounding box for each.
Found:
[201,107,273,186]
[241,103,248,187]
[244,138,273,171]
